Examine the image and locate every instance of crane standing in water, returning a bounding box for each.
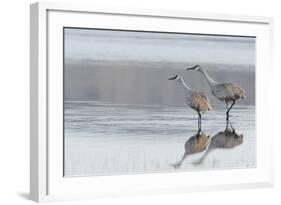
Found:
[169,75,212,130]
[186,65,246,121]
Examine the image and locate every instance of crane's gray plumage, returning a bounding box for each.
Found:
[169,75,212,130]
[212,83,246,102]
[186,65,246,121]
[189,92,212,113]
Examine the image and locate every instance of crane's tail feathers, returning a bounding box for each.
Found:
[240,87,246,99]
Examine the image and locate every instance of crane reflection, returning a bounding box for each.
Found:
[193,121,243,165]
[172,129,211,168]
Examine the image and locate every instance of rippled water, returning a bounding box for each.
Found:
[64,101,256,177]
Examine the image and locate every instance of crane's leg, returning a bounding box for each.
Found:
[226,100,235,121]
[225,102,229,121]
[198,112,202,132]
[197,112,200,131]
[226,119,229,130]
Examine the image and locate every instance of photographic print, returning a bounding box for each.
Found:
[63,28,255,177]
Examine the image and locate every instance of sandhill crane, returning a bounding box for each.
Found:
[186,65,246,121]
[172,130,211,168]
[169,75,212,130]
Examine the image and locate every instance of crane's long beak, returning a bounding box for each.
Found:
[169,75,178,80]
[186,65,199,70]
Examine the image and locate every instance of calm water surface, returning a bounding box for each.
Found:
[64,101,256,177]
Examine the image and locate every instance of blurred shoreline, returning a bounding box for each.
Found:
[64,60,255,106]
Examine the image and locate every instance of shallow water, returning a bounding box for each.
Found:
[64,101,255,177]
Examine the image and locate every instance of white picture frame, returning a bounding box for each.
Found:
[30,2,274,202]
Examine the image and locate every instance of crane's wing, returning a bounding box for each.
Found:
[190,92,212,112]
[212,84,230,100]
[213,83,246,101]
[196,92,209,101]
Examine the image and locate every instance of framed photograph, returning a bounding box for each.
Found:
[30,2,274,202]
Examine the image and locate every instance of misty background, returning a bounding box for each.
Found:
[64,28,255,106]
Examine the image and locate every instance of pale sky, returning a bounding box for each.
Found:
[64,28,255,67]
